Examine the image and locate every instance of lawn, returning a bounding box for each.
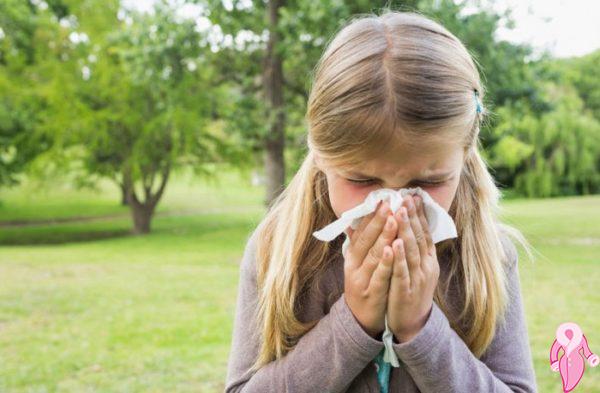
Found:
[0,169,599,392]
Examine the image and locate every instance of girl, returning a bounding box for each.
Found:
[225,9,537,393]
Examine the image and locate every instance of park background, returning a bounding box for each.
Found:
[0,0,599,391]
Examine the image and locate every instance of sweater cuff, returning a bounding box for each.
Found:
[333,293,385,358]
[392,301,448,363]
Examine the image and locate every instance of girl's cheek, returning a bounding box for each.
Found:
[420,183,458,212]
[419,185,444,199]
[329,180,372,218]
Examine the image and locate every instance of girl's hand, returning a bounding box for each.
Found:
[343,200,398,338]
[387,194,440,343]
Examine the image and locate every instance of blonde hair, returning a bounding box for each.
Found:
[248,9,534,372]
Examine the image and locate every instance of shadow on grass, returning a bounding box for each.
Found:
[0,229,134,245]
[0,213,130,228]
[0,211,262,246]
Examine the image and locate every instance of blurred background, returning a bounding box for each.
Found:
[0,0,599,391]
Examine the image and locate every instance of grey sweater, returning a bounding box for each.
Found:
[225,226,538,392]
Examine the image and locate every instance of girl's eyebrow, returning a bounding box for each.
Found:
[345,170,455,181]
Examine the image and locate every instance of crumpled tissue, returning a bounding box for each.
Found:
[312,187,458,367]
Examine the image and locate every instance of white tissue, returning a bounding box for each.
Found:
[312,187,458,367]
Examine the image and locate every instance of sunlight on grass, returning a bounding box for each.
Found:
[500,195,600,392]
[0,164,263,224]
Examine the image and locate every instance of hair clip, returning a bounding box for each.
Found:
[474,90,482,114]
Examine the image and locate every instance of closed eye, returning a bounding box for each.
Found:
[346,178,448,186]
[346,178,377,185]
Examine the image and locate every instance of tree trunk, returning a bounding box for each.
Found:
[122,164,170,235]
[130,202,154,234]
[120,182,129,206]
[263,0,286,209]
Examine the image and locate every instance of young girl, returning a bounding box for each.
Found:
[225,10,537,393]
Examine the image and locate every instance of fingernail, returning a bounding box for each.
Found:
[395,239,403,251]
[402,207,408,220]
[379,202,388,216]
[386,217,394,230]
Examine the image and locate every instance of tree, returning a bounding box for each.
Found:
[73,1,236,234]
[0,0,75,189]
[558,50,600,122]
[489,82,600,197]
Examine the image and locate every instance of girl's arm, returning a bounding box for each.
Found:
[225,228,384,393]
[390,236,537,393]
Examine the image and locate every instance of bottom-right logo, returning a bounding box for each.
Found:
[550,322,599,392]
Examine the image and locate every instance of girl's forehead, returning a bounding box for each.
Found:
[348,141,460,167]
[337,142,464,176]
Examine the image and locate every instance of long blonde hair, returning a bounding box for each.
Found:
[249,9,534,372]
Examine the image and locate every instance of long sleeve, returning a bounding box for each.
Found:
[390,238,537,393]
[225,227,385,393]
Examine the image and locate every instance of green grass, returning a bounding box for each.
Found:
[1,170,599,392]
[499,195,600,392]
[0,213,262,392]
[0,165,263,225]
[0,177,130,223]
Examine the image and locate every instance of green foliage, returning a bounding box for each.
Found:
[491,81,600,197]
[0,0,71,187]
[75,2,230,186]
[491,135,534,171]
[557,50,600,121]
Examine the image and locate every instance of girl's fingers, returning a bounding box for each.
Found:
[346,200,385,271]
[413,195,439,279]
[391,238,410,293]
[414,195,434,251]
[349,201,379,244]
[398,200,421,277]
[353,200,391,264]
[407,195,428,262]
[359,213,397,278]
[368,244,395,294]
